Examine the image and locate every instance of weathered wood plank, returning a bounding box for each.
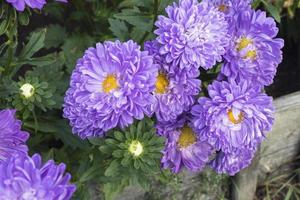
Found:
[233,91,300,200]
[116,92,300,200]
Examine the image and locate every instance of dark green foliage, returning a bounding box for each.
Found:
[0,0,298,199]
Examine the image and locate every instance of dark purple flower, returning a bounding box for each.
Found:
[0,153,76,199]
[0,109,29,163]
[145,40,200,122]
[64,40,157,139]
[154,0,229,73]
[222,8,284,87]
[192,80,274,152]
[5,0,67,12]
[158,115,213,173]
[210,147,256,176]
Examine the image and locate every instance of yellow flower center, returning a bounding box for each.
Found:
[237,37,253,52]
[228,109,244,124]
[128,140,143,157]
[236,37,257,60]
[244,50,257,60]
[218,4,228,12]
[155,73,169,94]
[102,74,118,93]
[178,126,196,148]
[20,83,35,99]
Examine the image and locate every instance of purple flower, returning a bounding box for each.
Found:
[6,0,67,12]
[203,0,252,26]
[0,153,76,199]
[210,147,256,176]
[64,40,157,139]
[0,109,29,163]
[192,80,274,152]
[144,40,200,122]
[154,0,229,73]
[158,115,213,173]
[222,9,284,87]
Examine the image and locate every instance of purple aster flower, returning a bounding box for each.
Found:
[64,40,157,139]
[0,153,76,199]
[158,115,213,173]
[144,40,200,122]
[210,147,256,176]
[192,80,274,152]
[5,0,67,12]
[154,0,229,72]
[203,0,252,26]
[222,8,284,87]
[0,109,29,163]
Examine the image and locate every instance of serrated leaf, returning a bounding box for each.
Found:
[108,18,129,41]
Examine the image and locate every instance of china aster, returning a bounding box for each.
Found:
[0,153,76,200]
[144,40,200,122]
[192,80,274,152]
[203,0,252,27]
[154,0,229,73]
[222,8,284,87]
[0,109,29,163]
[158,115,213,173]
[5,0,67,11]
[210,147,256,176]
[63,40,157,139]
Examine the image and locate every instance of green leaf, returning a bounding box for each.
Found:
[79,165,100,183]
[114,131,125,141]
[284,187,294,200]
[62,34,95,72]
[112,150,123,158]
[102,179,129,200]
[44,24,67,48]
[108,18,129,41]
[19,29,46,59]
[105,160,120,177]
[99,145,111,154]
[261,0,281,23]
[16,53,57,67]
[18,9,30,26]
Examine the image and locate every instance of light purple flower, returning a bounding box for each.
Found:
[0,109,29,163]
[192,80,274,152]
[210,147,256,176]
[203,0,252,27]
[222,9,284,87]
[64,40,157,139]
[154,0,229,73]
[144,40,200,122]
[0,153,76,199]
[158,115,213,173]
[5,0,67,12]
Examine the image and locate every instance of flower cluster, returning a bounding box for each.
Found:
[61,0,283,176]
[192,80,274,175]
[5,0,67,12]
[0,109,76,198]
[0,154,76,199]
[63,40,158,139]
[0,109,29,162]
